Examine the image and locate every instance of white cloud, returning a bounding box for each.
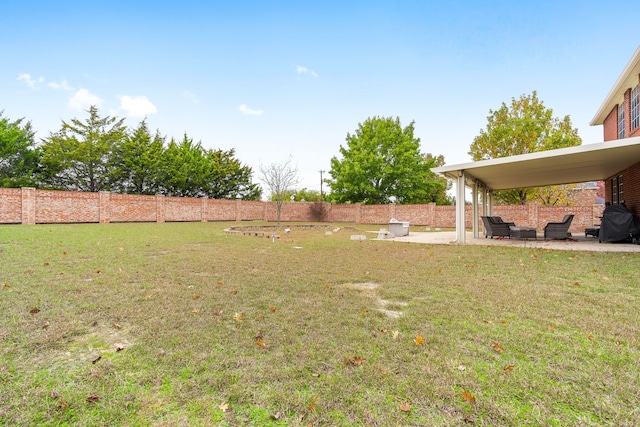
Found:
[182,91,200,104]
[17,73,44,88]
[296,65,318,77]
[239,104,264,116]
[68,88,103,110]
[48,79,73,91]
[119,95,158,118]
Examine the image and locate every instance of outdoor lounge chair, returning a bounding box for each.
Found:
[481,216,515,239]
[543,214,574,240]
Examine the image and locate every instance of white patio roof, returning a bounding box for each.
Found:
[431,136,640,243]
[432,136,640,191]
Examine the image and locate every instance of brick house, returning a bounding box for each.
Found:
[433,46,640,243]
[591,46,640,216]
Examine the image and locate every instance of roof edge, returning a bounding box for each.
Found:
[590,45,640,126]
[431,136,640,174]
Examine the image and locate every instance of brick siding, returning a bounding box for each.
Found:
[0,188,605,234]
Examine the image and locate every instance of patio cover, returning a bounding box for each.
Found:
[431,136,640,243]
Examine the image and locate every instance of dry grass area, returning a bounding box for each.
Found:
[1,221,639,426]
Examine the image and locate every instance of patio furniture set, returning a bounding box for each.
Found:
[480,214,574,240]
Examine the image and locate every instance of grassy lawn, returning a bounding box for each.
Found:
[1,222,639,426]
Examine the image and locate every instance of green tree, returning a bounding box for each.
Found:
[160,134,210,197]
[202,148,262,200]
[40,106,126,191]
[328,116,448,205]
[269,188,323,202]
[0,111,41,187]
[469,91,582,204]
[527,184,575,206]
[110,119,164,194]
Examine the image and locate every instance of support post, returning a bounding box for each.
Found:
[472,182,479,238]
[456,171,466,244]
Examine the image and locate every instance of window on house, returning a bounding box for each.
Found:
[618,103,625,139]
[618,175,624,204]
[632,85,639,131]
[612,176,618,204]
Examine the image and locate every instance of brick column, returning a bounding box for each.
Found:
[21,187,36,225]
[236,199,243,222]
[528,203,539,229]
[99,191,111,224]
[156,195,165,223]
[201,198,207,222]
[427,202,436,228]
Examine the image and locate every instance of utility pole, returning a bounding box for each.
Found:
[319,170,325,199]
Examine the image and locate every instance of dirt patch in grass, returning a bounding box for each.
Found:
[340,282,407,318]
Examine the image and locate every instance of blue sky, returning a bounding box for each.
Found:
[1,1,638,193]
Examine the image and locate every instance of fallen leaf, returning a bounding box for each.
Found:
[92,356,102,364]
[398,402,411,412]
[55,398,68,411]
[461,390,476,404]
[587,333,594,340]
[44,262,50,266]
[573,281,580,287]
[492,341,504,353]
[308,395,318,411]
[96,270,102,274]
[345,356,367,367]
[29,307,40,314]
[233,312,245,322]
[380,328,388,333]
[229,290,238,295]
[2,284,10,289]
[86,393,100,403]
[217,281,223,286]
[112,323,122,329]
[361,310,367,316]
[503,364,515,371]
[42,321,50,329]
[256,338,267,348]
[392,331,399,340]
[219,402,229,412]
[193,295,201,300]
[269,307,277,313]
[414,335,425,345]
[213,309,222,316]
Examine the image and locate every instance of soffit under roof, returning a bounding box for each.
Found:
[591,46,640,125]
[432,137,640,191]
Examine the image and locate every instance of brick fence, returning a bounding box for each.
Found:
[0,188,604,233]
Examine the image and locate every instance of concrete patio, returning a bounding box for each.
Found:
[382,230,640,252]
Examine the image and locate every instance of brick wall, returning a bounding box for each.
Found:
[605,160,640,218]
[35,190,100,224]
[0,188,605,232]
[0,188,22,223]
[603,108,618,141]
